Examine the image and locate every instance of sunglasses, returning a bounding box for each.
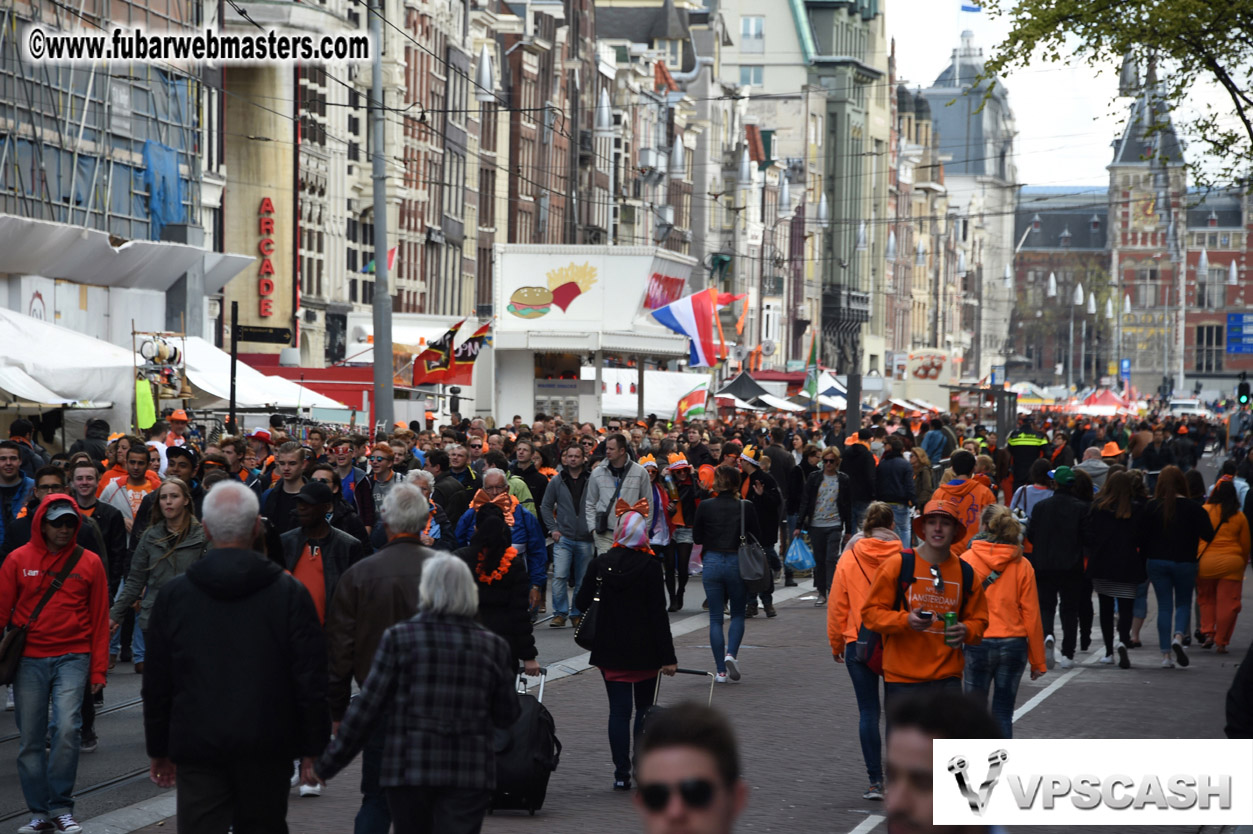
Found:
[581,440,597,446]
[929,563,944,595]
[822,458,838,464]
[46,516,76,529]
[638,779,716,813]
[369,456,391,462]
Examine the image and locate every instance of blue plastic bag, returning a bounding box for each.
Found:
[785,535,815,571]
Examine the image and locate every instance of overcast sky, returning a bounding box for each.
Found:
[888,1,1134,189]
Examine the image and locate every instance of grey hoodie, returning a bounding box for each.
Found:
[1074,458,1110,490]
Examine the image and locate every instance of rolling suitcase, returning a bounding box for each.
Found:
[490,667,562,815]
[641,667,716,730]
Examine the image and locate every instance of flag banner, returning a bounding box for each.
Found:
[361,246,399,274]
[412,319,464,386]
[651,291,746,368]
[675,382,708,421]
[440,323,492,386]
[803,331,819,399]
[960,1,981,11]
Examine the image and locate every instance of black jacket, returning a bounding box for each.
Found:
[1137,497,1214,564]
[762,444,794,504]
[1026,492,1089,572]
[434,472,472,528]
[1227,641,1253,738]
[279,526,366,613]
[329,497,371,554]
[743,470,781,547]
[875,450,916,505]
[839,444,877,503]
[787,459,819,516]
[692,492,761,553]
[455,545,537,664]
[1080,502,1147,585]
[1140,442,1175,472]
[510,463,550,532]
[80,500,128,594]
[796,470,853,532]
[68,419,110,467]
[574,546,676,671]
[143,547,331,762]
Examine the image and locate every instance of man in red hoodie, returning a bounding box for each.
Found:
[0,495,110,834]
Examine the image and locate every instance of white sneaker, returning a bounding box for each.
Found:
[1161,656,1175,668]
[1058,656,1075,670]
[714,672,729,683]
[724,655,741,681]
[299,783,322,797]
[291,765,300,788]
[1099,654,1114,665]
[1044,635,1055,670]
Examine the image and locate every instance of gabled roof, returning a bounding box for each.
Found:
[1186,190,1244,230]
[716,372,772,401]
[594,1,694,72]
[1111,93,1183,167]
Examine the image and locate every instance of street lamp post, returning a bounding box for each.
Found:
[1069,281,1084,390]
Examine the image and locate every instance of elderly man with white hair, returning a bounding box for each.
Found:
[453,468,548,613]
[310,554,520,833]
[405,469,457,551]
[325,482,438,833]
[142,480,330,834]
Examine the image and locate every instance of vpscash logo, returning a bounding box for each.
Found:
[948,749,1008,815]
[932,739,1253,826]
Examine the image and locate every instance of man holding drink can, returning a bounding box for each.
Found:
[861,497,990,712]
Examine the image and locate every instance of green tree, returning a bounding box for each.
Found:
[979,0,1253,189]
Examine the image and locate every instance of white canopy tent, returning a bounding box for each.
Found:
[182,338,347,410]
[756,393,805,412]
[579,366,711,419]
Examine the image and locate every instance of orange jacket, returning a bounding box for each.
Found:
[932,478,996,553]
[1198,505,1252,580]
[961,540,1047,675]
[828,532,901,655]
[861,552,988,683]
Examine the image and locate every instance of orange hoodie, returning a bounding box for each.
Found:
[932,478,996,552]
[828,531,901,654]
[861,552,988,684]
[1198,505,1252,580]
[960,540,1047,675]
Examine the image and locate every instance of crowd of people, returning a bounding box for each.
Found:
[0,402,1251,833]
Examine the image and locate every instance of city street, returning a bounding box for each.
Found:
[0,454,1236,834]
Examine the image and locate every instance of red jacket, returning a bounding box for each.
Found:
[0,494,111,686]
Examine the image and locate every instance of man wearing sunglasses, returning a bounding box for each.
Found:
[633,703,746,834]
[861,497,988,710]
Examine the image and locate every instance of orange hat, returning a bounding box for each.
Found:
[1100,441,1123,457]
[394,421,407,429]
[248,428,272,445]
[666,452,691,470]
[107,432,124,443]
[639,453,658,469]
[739,445,763,465]
[1177,425,1189,435]
[169,409,189,422]
[911,497,968,543]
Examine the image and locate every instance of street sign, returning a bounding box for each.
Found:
[990,365,1005,385]
[1226,313,1253,353]
[235,325,292,344]
[1120,358,1131,380]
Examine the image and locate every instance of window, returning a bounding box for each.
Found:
[740,66,763,87]
[1196,325,1223,373]
[1197,267,1226,310]
[655,40,683,66]
[1136,268,1157,308]
[740,17,764,53]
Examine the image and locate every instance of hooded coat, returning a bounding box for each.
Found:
[142,547,330,763]
[68,419,111,467]
[961,538,1047,675]
[932,477,996,553]
[0,495,110,685]
[828,528,901,655]
[574,545,676,671]
[113,517,211,630]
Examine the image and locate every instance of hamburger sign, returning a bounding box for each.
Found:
[507,262,598,320]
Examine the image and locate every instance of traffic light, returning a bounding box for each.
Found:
[1240,381,1250,405]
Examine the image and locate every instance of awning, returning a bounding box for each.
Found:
[755,393,805,412]
[886,398,915,411]
[262,375,349,410]
[0,213,254,292]
[0,367,77,405]
[715,395,763,411]
[908,398,944,412]
[204,252,259,294]
[182,337,347,409]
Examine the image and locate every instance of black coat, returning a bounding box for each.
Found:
[762,444,794,504]
[143,547,330,762]
[787,459,818,516]
[743,469,781,547]
[329,497,371,554]
[1080,503,1147,585]
[279,526,366,613]
[455,545,537,663]
[1026,492,1089,572]
[692,493,761,553]
[875,451,916,505]
[839,444,877,503]
[796,470,853,532]
[574,546,676,671]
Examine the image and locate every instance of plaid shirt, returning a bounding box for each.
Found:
[316,612,520,789]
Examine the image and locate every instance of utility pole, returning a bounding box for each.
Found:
[370,0,394,431]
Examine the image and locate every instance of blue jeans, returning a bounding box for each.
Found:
[108,620,145,662]
[963,637,1029,739]
[552,538,595,618]
[845,652,883,784]
[14,654,90,817]
[602,673,657,782]
[888,504,912,547]
[851,501,871,531]
[701,551,746,673]
[1133,581,1149,620]
[356,721,390,834]
[1146,559,1197,652]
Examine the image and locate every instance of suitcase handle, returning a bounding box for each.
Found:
[515,666,547,701]
[653,667,716,707]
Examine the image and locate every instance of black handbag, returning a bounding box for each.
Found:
[737,498,772,595]
[573,572,602,651]
[0,547,84,686]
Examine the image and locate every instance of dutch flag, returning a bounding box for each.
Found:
[651,289,745,368]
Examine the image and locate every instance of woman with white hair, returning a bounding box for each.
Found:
[406,469,456,551]
[310,553,520,832]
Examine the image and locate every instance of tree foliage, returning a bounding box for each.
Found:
[979,0,1253,190]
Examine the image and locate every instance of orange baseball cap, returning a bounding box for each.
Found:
[169,409,189,422]
[912,497,968,543]
[1177,425,1189,435]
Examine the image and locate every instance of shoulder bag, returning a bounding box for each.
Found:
[737,498,772,594]
[573,570,603,651]
[0,547,85,685]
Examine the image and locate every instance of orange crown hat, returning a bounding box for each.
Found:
[1100,441,1123,457]
[107,432,124,443]
[639,453,658,468]
[666,452,691,470]
[739,445,762,465]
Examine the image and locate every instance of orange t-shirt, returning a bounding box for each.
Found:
[122,480,156,519]
[291,544,327,623]
[860,553,989,684]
